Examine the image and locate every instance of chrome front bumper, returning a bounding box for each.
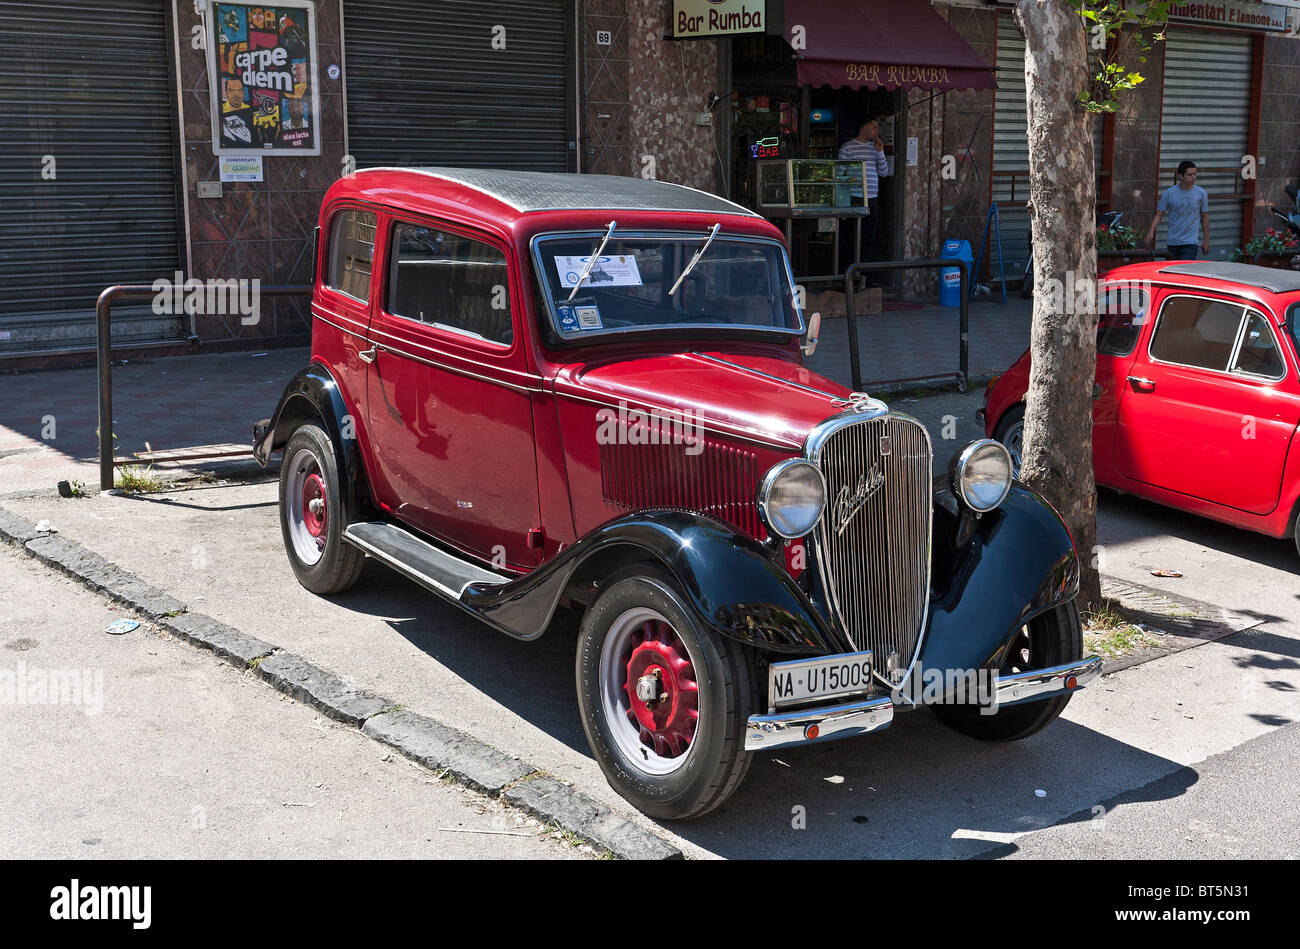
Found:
[744,655,1103,752]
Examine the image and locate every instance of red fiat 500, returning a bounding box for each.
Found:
[255,167,1099,819]
[983,261,1300,554]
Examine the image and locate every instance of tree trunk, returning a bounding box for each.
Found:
[1014,0,1102,611]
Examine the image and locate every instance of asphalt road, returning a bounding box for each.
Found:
[0,543,584,860]
[3,416,1297,857]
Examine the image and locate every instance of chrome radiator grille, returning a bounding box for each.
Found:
[810,414,932,682]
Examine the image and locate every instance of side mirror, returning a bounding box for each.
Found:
[802,311,822,357]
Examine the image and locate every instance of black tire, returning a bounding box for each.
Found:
[576,569,759,820]
[994,404,1026,479]
[932,601,1082,742]
[278,422,365,595]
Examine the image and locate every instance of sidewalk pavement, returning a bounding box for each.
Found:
[0,295,1032,496]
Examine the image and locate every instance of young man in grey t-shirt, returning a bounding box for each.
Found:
[1145,161,1210,260]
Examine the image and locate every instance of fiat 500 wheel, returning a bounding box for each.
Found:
[278,422,364,595]
[932,601,1082,742]
[576,570,758,820]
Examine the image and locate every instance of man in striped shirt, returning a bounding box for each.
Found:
[838,117,891,276]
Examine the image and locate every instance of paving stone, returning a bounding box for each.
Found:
[254,651,391,727]
[362,709,533,795]
[0,506,39,545]
[22,533,187,619]
[504,776,683,861]
[158,612,277,668]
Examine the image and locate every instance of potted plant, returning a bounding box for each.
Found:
[1096,221,1152,271]
[1230,228,1300,270]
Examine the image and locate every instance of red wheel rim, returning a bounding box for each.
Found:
[301,471,327,538]
[621,619,698,759]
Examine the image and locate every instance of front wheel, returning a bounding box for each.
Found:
[932,601,1082,742]
[994,404,1025,479]
[576,570,758,820]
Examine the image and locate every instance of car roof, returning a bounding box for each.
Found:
[338,166,759,220]
[1157,261,1300,294]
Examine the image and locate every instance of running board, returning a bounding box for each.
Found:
[343,521,508,599]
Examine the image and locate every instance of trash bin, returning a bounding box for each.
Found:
[939,239,973,308]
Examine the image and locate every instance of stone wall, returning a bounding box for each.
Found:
[175,1,347,348]
[1256,34,1300,237]
[1106,27,1166,236]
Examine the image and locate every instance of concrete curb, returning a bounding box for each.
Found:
[0,501,683,860]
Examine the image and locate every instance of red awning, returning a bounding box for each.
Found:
[786,0,996,92]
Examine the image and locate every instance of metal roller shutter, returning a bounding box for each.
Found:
[991,14,1103,280]
[1158,28,1252,259]
[0,0,182,351]
[343,0,571,170]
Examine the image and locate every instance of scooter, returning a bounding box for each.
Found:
[1021,209,1124,298]
[1269,180,1300,239]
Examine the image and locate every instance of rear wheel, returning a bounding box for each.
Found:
[279,423,365,595]
[576,570,758,820]
[932,601,1082,742]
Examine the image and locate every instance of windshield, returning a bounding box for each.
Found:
[532,232,803,341]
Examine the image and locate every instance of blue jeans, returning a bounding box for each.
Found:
[1167,244,1199,260]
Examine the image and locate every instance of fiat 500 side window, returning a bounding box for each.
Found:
[1148,296,1246,372]
[387,223,513,346]
[326,210,377,302]
[1231,312,1286,380]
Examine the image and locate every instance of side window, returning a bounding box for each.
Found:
[1231,312,1285,379]
[1149,296,1244,372]
[326,210,377,302]
[387,224,513,345]
[1096,286,1149,357]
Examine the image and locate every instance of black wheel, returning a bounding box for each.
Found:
[1020,268,1034,298]
[576,569,759,820]
[932,601,1082,742]
[278,422,365,595]
[994,404,1026,479]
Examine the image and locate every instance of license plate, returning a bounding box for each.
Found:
[768,651,874,708]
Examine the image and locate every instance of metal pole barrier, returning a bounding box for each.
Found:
[844,259,970,394]
[96,284,311,491]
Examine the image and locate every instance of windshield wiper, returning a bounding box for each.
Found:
[668,223,721,297]
[567,220,617,301]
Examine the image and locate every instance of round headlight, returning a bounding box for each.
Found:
[757,459,826,539]
[950,439,1013,513]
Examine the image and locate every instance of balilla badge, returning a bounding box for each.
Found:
[833,464,884,534]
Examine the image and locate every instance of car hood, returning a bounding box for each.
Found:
[552,350,860,450]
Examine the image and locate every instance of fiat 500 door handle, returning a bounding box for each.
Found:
[358,345,378,364]
[1126,375,1156,392]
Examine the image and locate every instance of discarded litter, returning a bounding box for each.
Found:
[1150,569,1183,578]
[105,619,139,636]
[1034,789,1047,798]
[34,519,57,534]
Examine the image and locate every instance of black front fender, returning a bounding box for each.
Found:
[917,481,1080,675]
[253,363,371,523]
[462,510,841,655]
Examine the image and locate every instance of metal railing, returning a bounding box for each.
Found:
[96,284,311,491]
[842,259,970,393]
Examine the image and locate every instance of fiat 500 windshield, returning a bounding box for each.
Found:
[534,232,803,340]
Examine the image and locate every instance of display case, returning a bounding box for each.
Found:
[755,160,870,215]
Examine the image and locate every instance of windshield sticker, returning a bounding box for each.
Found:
[554,255,643,289]
[557,303,603,332]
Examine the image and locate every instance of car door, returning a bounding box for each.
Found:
[1092,282,1152,478]
[364,216,543,570]
[1114,291,1300,515]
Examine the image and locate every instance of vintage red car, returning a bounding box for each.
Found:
[983,261,1300,555]
[255,167,1100,819]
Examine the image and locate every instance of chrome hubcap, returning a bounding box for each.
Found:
[285,447,327,566]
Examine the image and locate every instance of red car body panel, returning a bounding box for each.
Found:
[985,261,1300,540]
[307,169,839,574]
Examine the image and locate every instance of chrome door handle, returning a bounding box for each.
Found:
[1126,375,1155,392]
[358,346,377,364]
